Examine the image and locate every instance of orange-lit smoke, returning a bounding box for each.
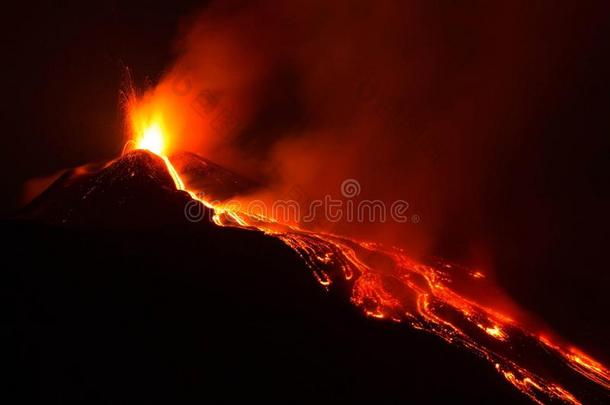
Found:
[126,1,598,292]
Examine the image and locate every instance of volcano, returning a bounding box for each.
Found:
[3,150,608,404]
[2,150,524,403]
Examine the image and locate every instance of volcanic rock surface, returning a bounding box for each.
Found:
[18,150,196,227]
[169,151,259,201]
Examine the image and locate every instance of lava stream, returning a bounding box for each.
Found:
[209,209,609,404]
[128,125,609,404]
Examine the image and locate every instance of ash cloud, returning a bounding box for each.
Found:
[142,0,599,263]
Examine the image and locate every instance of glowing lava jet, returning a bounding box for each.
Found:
[126,104,609,405]
[137,123,164,155]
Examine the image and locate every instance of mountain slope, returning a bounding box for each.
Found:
[1,150,528,403]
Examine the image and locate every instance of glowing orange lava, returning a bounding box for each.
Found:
[126,101,609,404]
[137,123,164,155]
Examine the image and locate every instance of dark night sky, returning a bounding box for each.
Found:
[1,0,609,362]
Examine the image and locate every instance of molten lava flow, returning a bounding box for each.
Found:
[126,107,609,404]
[204,210,610,404]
